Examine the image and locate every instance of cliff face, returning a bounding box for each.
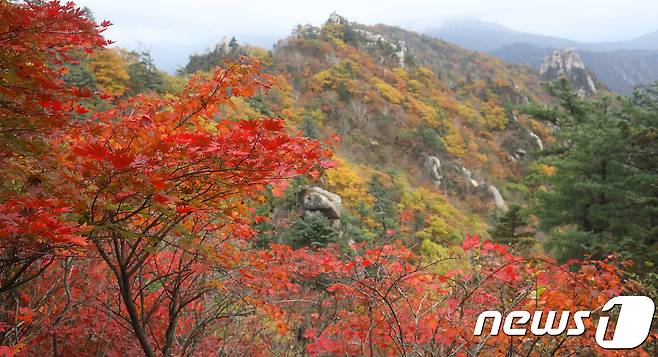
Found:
[540,48,603,96]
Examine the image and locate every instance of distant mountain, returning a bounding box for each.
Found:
[428,19,658,94]
[491,43,550,68]
[427,18,579,53]
[492,43,658,94]
[592,30,658,51]
[579,50,658,94]
[428,18,658,53]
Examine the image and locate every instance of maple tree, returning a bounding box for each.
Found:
[0,0,109,299]
[0,0,110,147]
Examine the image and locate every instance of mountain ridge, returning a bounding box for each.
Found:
[428,18,658,52]
[428,18,658,94]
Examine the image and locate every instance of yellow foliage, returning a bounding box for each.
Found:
[397,179,487,241]
[325,160,373,208]
[407,79,423,94]
[538,164,556,176]
[482,103,508,130]
[419,239,467,274]
[244,45,273,67]
[406,97,438,124]
[415,66,436,85]
[415,215,455,243]
[89,48,129,96]
[441,122,467,158]
[457,104,482,126]
[321,23,347,47]
[222,97,262,120]
[372,78,403,104]
[160,73,188,94]
[312,60,360,94]
[391,67,408,81]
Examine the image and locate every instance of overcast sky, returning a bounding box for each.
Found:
[75,0,658,73]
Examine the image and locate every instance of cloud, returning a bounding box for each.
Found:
[75,0,658,73]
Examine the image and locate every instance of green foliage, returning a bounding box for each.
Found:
[531,81,658,283]
[339,210,375,243]
[415,122,444,153]
[284,213,339,249]
[248,95,274,116]
[419,239,464,274]
[300,114,320,139]
[488,205,536,251]
[367,175,400,238]
[415,215,459,244]
[124,50,165,95]
[63,58,97,90]
[178,37,245,75]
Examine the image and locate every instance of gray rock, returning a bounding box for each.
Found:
[461,167,479,188]
[540,48,601,97]
[297,187,342,220]
[423,155,443,187]
[529,131,544,151]
[488,185,508,212]
[327,12,347,25]
[396,40,407,68]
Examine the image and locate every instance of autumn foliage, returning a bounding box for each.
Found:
[0,1,654,356]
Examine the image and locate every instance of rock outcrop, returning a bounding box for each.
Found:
[540,48,601,97]
[423,154,443,188]
[327,12,347,25]
[487,185,508,212]
[297,187,342,222]
[321,13,410,68]
[528,131,544,151]
[461,167,480,188]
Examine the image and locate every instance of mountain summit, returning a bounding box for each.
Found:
[540,48,602,96]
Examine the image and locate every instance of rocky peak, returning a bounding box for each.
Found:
[539,48,601,97]
[327,12,348,25]
[321,13,409,68]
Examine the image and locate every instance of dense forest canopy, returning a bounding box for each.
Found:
[0,1,656,356]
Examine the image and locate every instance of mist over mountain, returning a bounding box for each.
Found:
[429,18,658,53]
[492,43,658,94]
[428,18,658,94]
[427,18,580,53]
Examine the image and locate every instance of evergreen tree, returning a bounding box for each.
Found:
[125,50,164,95]
[178,38,246,75]
[368,175,399,238]
[301,114,320,139]
[489,205,536,250]
[62,51,97,90]
[527,80,658,285]
[228,36,239,50]
[285,213,338,249]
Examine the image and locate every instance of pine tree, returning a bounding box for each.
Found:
[528,80,658,284]
[489,205,536,250]
[125,50,164,95]
[285,213,338,249]
[368,175,399,239]
[301,114,320,139]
